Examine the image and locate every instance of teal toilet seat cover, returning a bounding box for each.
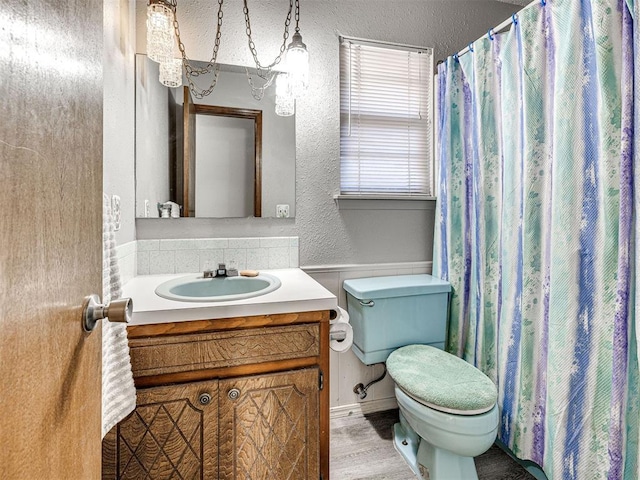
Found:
[387,344,498,415]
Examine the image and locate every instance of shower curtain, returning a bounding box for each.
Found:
[433,0,639,478]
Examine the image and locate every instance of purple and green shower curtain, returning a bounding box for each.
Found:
[433,0,639,478]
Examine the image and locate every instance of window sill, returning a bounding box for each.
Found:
[334,194,437,210]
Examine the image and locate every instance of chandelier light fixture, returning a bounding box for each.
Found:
[284,4,309,98]
[159,58,183,88]
[145,0,309,116]
[275,73,294,117]
[146,1,174,64]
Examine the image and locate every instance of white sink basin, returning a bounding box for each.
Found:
[155,273,281,302]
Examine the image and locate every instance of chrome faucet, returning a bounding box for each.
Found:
[203,263,238,278]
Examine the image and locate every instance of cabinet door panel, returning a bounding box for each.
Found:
[219,368,320,480]
[105,380,218,480]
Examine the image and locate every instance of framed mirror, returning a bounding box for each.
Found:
[182,92,263,217]
[134,55,296,219]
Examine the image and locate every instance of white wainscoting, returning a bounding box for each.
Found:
[303,261,432,417]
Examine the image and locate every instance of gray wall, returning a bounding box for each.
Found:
[133,1,522,265]
[195,115,255,217]
[134,55,171,218]
[104,0,136,243]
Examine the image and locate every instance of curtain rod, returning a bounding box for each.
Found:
[453,15,515,59]
[440,0,544,64]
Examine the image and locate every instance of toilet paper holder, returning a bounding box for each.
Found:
[330,330,347,342]
[329,308,347,341]
[329,307,353,353]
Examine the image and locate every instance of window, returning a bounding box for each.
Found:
[340,37,433,196]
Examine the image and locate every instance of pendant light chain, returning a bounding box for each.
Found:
[243,0,296,99]
[149,0,306,103]
[243,0,293,76]
[169,0,226,99]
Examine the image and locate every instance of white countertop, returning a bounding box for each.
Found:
[123,268,337,325]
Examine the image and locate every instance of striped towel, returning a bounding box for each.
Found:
[102,194,136,438]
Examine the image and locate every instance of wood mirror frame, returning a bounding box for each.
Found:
[183,88,263,218]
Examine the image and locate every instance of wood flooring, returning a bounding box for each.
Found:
[330,409,535,480]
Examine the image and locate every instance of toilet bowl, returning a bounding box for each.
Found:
[387,343,498,479]
[343,274,499,480]
[395,386,499,459]
[394,385,498,479]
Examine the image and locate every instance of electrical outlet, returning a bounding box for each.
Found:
[276,204,290,218]
[144,199,150,218]
[111,195,121,231]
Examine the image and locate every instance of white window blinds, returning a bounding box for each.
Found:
[340,38,433,195]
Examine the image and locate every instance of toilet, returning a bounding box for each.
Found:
[343,274,498,480]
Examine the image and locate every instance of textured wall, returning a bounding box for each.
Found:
[104,0,136,243]
[133,0,522,265]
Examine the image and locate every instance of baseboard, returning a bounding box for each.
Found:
[330,398,398,419]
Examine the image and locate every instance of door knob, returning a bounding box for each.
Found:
[82,294,133,332]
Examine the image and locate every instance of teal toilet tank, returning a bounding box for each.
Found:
[343,274,451,365]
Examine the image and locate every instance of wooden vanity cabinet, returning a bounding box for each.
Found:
[104,380,220,479]
[102,310,330,480]
[218,368,320,480]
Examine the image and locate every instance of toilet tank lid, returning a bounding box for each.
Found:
[343,274,451,300]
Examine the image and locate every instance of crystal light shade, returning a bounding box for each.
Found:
[285,32,309,98]
[275,73,294,117]
[147,2,174,64]
[159,58,183,88]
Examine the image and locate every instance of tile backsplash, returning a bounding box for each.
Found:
[136,237,299,275]
[116,241,136,285]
